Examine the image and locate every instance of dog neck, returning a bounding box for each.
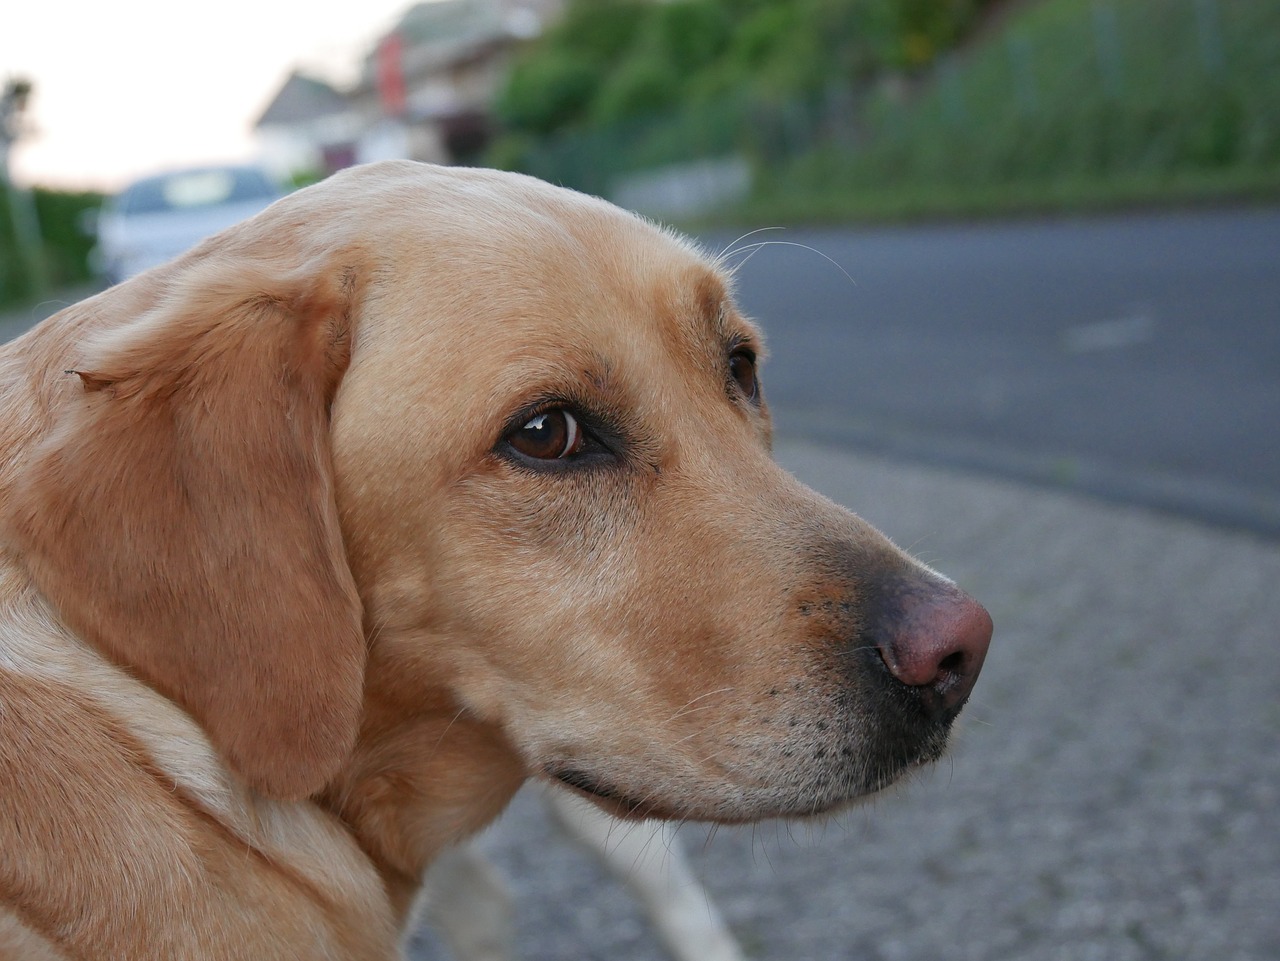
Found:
[320,683,527,919]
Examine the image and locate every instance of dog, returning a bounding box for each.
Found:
[0,160,991,960]
[418,787,746,961]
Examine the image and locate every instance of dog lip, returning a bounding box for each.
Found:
[549,752,935,824]
[552,767,612,796]
[549,767,655,818]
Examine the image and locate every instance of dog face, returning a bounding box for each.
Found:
[326,165,991,822]
[7,162,989,823]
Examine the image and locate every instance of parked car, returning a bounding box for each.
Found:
[90,165,283,284]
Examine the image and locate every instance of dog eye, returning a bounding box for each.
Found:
[507,409,583,460]
[729,349,759,402]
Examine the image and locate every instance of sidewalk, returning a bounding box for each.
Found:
[413,438,1280,961]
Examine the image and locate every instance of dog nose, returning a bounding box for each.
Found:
[874,583,992,721]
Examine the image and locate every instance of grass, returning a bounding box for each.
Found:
[740,0,1280,221]
[741,164,1280,225]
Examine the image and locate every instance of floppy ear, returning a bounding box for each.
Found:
[9,257,365,800]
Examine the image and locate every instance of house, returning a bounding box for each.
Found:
[255,72,364,181]
[255,0,562,181]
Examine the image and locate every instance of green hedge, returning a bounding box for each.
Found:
[492,0,1280,219]
[748,0,1280,217]
[494,0,997,138]
[0,186,101,308]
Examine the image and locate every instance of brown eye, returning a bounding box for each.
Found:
[729,349,758,401]
[508,409,583,460]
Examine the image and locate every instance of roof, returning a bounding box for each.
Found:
[392,0,507,47]
[255,72,349,128]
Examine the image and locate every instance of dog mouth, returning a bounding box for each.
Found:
[547,737,946,823]
[543,663,964,823]
[549,768,665,820]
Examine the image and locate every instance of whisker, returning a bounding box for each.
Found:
[714,225,788,266]
[430,707,469,753]
[720,238,859,288]
[671,728,707,748]
[665,687,736,723]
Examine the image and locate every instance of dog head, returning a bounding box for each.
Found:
[7,162,990,822]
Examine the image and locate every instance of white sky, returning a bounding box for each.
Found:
[3,1,419,191]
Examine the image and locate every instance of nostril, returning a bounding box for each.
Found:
[937,649,967,677]
[872,583,993,718]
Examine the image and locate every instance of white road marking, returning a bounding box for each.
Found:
[1061,311,1156,354]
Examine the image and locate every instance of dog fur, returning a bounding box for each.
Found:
[0,161,990,959]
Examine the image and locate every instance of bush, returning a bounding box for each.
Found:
[497,52,601,134]
[0,186,100,308]
[592,56,684,125]
[491,0,1280,220]
[0,190,23,306]
[34,190,99,287]
[740,0,1280,220]
[645,0,734,76]
[493,0,1002,143]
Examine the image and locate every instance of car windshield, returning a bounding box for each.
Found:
[116,168,278,216]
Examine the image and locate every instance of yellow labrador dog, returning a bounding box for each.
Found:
[0,161,991,960]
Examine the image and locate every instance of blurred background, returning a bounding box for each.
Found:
[3,1,1278,960]
[4,0,1279,299]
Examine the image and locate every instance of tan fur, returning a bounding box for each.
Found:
[0,161,987,959]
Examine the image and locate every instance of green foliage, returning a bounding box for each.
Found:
[746,0,1280,220]
[286,168,327,190]
[495,0,650,133]
[33,190,99,288]
[495,0,998,139]
[726,5,803,74]
[494,0,1280,220]
[554,0,651,65]
[0,186,101,309]
[644,1,734,76]
[592,56,683,125]
[497,51,601,134]
[586,1,733,124]
[0,190,22,306]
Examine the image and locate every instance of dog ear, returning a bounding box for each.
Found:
[10,256,365,800]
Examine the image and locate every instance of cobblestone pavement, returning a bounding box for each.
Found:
[409,438,1280,961]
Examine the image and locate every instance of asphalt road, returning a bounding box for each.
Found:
[701,207,1280,536]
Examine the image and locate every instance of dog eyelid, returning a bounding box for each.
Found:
[506,408,584,461]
